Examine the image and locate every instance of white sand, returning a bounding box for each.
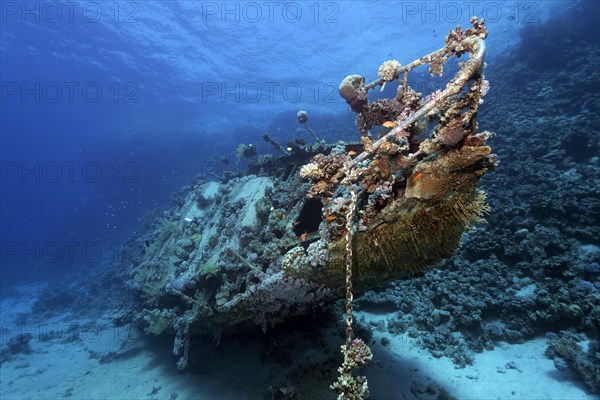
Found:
[1,286,596,400]
[361,312,597,400]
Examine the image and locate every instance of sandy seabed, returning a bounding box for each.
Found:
[0,285,596,400]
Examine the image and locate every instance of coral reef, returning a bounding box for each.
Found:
[546,331,600,393]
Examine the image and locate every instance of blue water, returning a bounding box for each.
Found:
[1,1,599,398]
[2,1,563,279]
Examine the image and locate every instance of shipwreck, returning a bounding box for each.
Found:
[121,18,496,384]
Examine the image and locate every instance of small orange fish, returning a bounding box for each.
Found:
[348,150,357,156]
[300,232,308,241]
[414,172,423,181]
[382,121,397,128]
[326,215,337,222]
